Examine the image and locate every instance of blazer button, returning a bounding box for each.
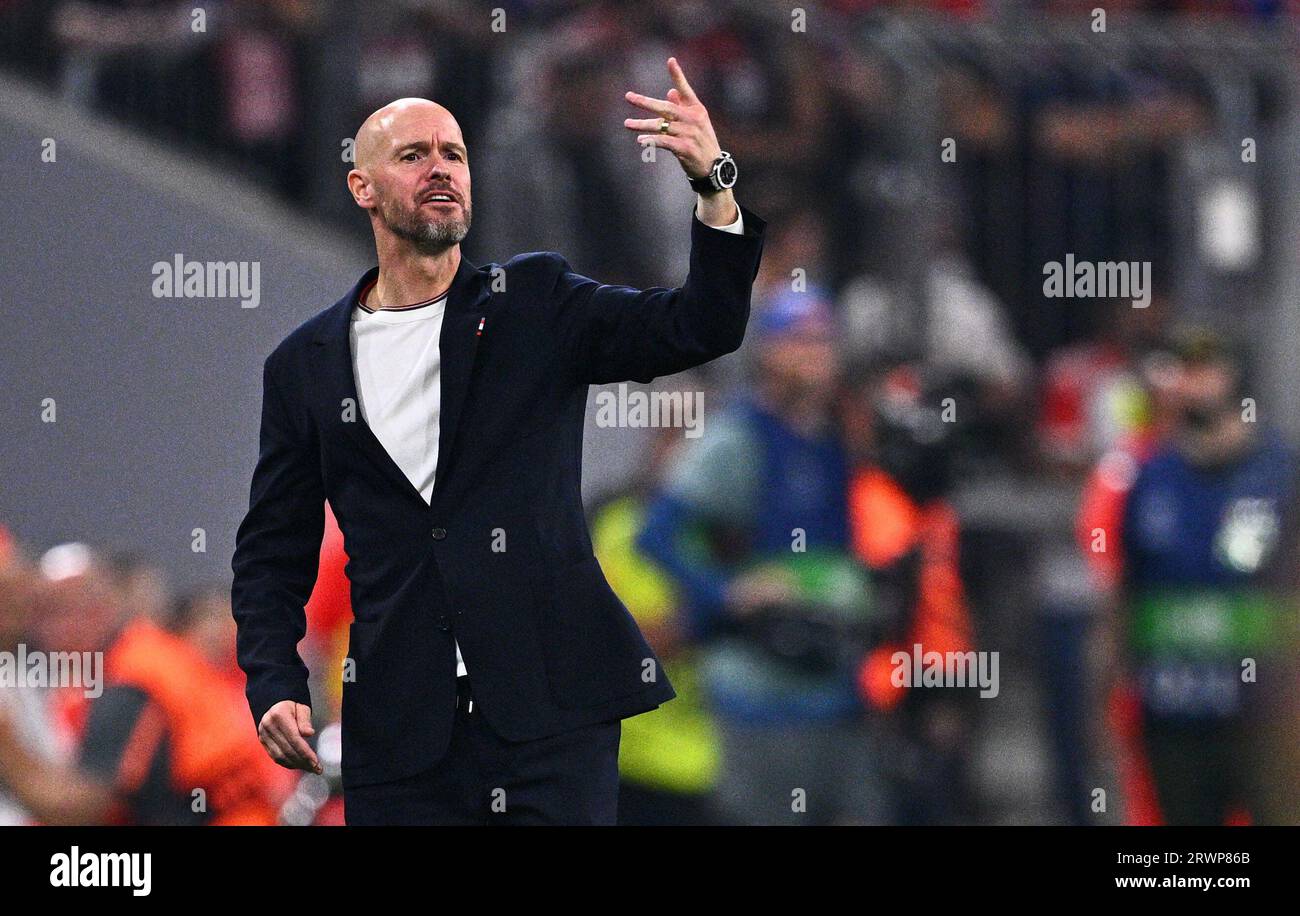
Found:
[435,614,451,631]
[431,527,447,540]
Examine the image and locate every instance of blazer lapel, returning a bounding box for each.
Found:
[433,254,492,499]
[310,253,491,509]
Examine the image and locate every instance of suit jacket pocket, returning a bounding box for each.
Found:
[537,554,660,709]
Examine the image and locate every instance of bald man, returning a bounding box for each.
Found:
[231,58,765,824]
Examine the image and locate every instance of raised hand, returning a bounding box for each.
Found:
[624,57,723,180]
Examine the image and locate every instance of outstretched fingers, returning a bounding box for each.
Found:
[624,91,677,119]
[667,57,698,105]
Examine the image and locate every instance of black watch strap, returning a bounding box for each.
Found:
[688,174,716,194]
[689,151,736,195]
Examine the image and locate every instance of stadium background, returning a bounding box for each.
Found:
[1,0,1298,825]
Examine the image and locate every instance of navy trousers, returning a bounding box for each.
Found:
[344,676,622,825]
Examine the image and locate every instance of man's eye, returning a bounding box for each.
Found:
[446,152,462,161]
[402,152,420,161]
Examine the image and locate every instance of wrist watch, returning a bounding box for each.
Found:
[689,151,738,195]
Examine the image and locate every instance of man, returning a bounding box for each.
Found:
[1116,329,1298,824]
[636,289,883,825]
[584,419,726,826]
[231,57,765,825]
[843,364,977,824]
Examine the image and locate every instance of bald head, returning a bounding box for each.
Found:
[348,97,472,256]
[353,98,462,172]
[33,544,128,654]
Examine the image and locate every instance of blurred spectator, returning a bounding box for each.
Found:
[638,289,885,825]
[0,542,291,825]
[50,0,217,137]
[103,549,172,626]
[210,0,318,200]
[842,363,980,824]
[1111,328,1299,824]
[588,421,725,826]
[1039,295,1173,472]
[840,219,1031,392]
[0,534,74,825]
[166,582,241,674]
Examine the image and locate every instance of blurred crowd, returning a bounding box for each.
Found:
[2,311,1297,825]
[1,0,1299,824]
[0,0,1291,300]
[0,537,305,824]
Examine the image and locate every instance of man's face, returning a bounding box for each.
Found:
[351,102,472,254]
[1173,358,1237,432]
[186,593,239,670]
[759,327,840,406]
[34,569,122,655]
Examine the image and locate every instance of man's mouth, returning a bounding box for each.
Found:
[420,192,458,206]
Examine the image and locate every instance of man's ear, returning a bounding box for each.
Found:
[347,169,372,208]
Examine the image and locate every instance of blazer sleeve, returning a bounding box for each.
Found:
[230,355,324,728]
[550,204,766,385]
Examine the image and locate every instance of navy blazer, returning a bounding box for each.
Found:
[231,205,766,788]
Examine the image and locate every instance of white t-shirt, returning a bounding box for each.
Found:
[348,203,745,679]
[350,282,466,674]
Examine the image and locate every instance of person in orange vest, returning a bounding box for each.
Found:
[841,363,978,824]
[0,543,290,825]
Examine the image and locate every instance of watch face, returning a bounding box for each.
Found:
[717,157,738,189]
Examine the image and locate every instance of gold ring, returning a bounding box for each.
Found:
[658,118,671,134]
